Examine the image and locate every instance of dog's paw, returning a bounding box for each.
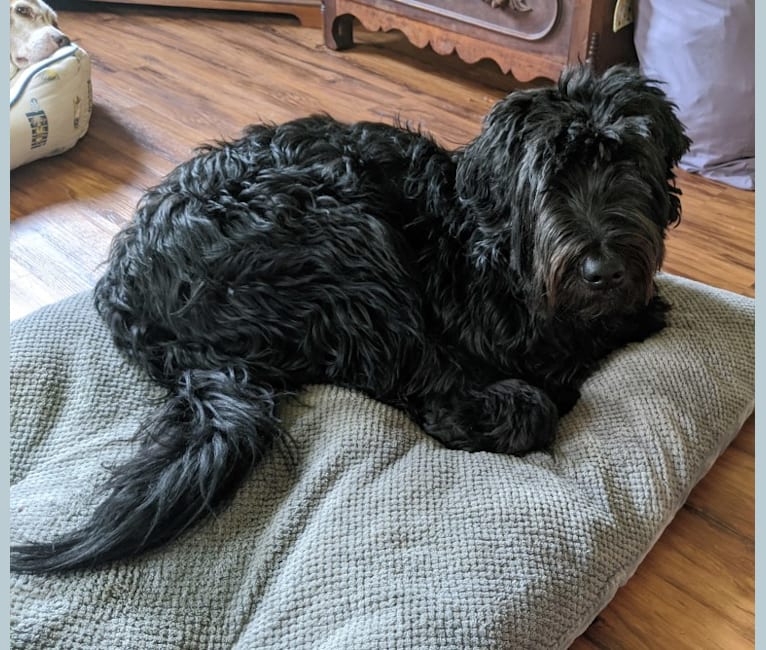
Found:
[423,379,558,455]
[620,293,670,344]
[642,293,671,335]
[547,383,581,418]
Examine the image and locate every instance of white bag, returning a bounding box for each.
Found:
[633,1,755,190]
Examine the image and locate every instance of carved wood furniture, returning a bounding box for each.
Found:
[322,0,637,81]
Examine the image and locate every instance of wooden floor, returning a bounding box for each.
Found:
[10,5,754,647]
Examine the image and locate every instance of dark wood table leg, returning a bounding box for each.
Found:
[323,1,355,50]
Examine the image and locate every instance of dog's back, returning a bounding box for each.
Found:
[11,114,458,572]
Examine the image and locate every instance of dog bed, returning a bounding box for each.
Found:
[9,274,754,649]
[10,43,92,171]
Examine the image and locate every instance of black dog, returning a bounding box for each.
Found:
[11,65,689,573]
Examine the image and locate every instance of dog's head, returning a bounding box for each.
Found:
[10,0,70,74]
[456,64,691,320]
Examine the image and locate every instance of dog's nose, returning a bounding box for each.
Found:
[54,34,71,48]
[581,254,625,289]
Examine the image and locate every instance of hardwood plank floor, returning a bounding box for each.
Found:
[10,6,754,647]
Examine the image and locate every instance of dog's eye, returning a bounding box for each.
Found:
[14,5,32,16]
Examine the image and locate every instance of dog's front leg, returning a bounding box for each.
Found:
[620,292,670,344]
[543,381,581,418]
[421,379,559,455]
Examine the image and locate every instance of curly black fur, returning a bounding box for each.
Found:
[11,65,690,573]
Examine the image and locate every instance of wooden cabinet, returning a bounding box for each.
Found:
[322,0,637,81]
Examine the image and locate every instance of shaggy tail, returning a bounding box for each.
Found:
[11,368,284,574]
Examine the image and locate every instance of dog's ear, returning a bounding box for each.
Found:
[454,88,558,272]
[455,91,546,268]
[455,91,534,215]
[578,64,691,175]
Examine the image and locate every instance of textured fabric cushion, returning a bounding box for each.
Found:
[10,44,92,171]
[10,274,754,649]
[633,0,755,190]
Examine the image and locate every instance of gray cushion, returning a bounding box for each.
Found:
[10,274,754,649]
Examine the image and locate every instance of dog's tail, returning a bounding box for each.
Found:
[11,367,285,574]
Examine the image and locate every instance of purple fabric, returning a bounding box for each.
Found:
[633,0,754,190]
